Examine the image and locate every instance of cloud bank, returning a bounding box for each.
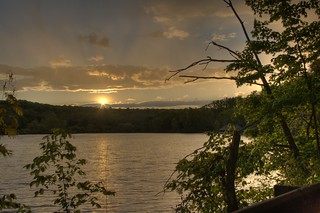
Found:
[0,63,230,95]
[0,64,175,93]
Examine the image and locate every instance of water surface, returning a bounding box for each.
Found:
[0,133,207,212]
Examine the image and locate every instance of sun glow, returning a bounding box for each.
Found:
[98,97,109,106]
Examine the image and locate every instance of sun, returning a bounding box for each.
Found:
[98,97,108,106]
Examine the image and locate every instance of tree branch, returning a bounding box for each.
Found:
[206,41,240,60]
[225,0,272,94]
[179,75,237,83]
[225,0,301,158]
[166,57,240,82]
[179,74,265,86]
[292,29,320,153]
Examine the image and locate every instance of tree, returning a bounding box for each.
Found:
[24,129,115,212]
[165,127,275,212]
[0,74,30,212]
[165,0,320,212]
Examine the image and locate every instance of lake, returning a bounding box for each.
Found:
[0,133,207,212]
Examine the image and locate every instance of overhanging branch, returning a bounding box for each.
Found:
[179,75,237,83]
[166,57,240,82]
[206,41,240,60]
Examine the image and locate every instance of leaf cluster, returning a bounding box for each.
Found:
[165,130,273,212]
[0,194,31,213]
[0,74,28,211]
[24,128,115,212]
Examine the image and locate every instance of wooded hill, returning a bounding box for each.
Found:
[17,97,244,134]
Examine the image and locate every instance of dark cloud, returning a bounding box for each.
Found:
[144,0,217,20]
[144,0,251,46]
[78,33,110,48]
[143,0,248,23]
[149,30,165,38]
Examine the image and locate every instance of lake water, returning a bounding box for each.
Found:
[0,133,207,212]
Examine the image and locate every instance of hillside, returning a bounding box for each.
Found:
[17,98,244,134]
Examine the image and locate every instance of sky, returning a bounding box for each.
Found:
[0,0,260,107]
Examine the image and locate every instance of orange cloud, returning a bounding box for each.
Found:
[88,55,104,62]
[150,27,189,40]
[49,56,72,68]
[0,64,174,92]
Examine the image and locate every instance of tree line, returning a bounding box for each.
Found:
[17,97,244,134]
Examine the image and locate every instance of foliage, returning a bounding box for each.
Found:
[0,74,29,212]
[165,129,273,213]
[0,144,12,156]
[24,129,115,212]
[0,73,23,144]
[166,0,320,212]
[236,80,320,186]
[0,194,31,213]
[240,0,320,185]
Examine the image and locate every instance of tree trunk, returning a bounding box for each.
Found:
[227,0,300,159]
[278,114,300,158]
[225,130,240,212]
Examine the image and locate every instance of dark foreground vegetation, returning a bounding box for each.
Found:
[17,97,244,134]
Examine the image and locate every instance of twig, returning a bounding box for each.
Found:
[179,75,237,83]
[206,41,240,60]
[157,144,207,197]
[166,57,239,82]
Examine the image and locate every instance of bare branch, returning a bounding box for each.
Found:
[180,75,237,84]
[225,0,273,93]
[207,41,240,60]
[180,74,265,86]
[166,57,240,82]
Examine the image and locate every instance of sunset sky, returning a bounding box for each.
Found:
[0,0,260,107]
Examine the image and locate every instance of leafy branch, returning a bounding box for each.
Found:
[0,74,28,212]
[0,194,31,213]
[24,129,115,212]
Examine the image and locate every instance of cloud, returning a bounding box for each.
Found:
[0,64,175,93]
[144,0,223,22]
[87,70,125,81]
[149,30,165,38]
[78,33,109,48]
[150,27,189,40]
[163,27,189,40]
[126,98,136,103]
[156,96,163,100]
[49,56,72,68]
[143,0,249,25]
[234,91,245,96]
[88,55,104,62]
[175,94,191,101]
[153,16,173,24]
[144,1,250,46]
[143,0,253,47]
[211,32,237,41]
